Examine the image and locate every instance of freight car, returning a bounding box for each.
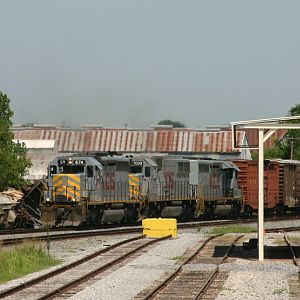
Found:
[278,160,300,213]
[234,159,300,216]
[41,155,242,226]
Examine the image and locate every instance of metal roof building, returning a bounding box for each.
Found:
[13,125,251,160]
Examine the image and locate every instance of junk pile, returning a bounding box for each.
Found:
[0,180,45,229]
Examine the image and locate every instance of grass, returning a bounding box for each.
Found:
[208,224,256,235]
[0,241,61,284]
[171,255,186,261]
[273,288,287,295]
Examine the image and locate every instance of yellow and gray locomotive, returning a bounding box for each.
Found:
[43,155,151,226]
[42,154,242,226]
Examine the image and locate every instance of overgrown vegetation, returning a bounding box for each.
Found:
[0,91,31,191]
[0,241,61,283]
[208,225,256,235]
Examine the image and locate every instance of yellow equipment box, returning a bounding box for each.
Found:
[142,218,177,238]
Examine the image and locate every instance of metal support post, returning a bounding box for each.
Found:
[258,129,264,261]
[231,115,300,261]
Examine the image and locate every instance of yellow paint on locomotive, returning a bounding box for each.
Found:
[129,174,141,200]
[52,174,81,201]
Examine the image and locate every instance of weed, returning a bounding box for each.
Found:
[208,224,256,234]
[171,255,185,261]
[273,288,287,295]
[0,240,61,284]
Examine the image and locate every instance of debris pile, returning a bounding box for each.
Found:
[0,180,45,229]
[0,190,24,228]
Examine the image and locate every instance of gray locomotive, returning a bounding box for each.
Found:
[42,155,242,226]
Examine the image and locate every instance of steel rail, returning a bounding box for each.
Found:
[37,235,171,300]
[193,235,243,300]
[1,227,142,246]
[141,234,223,300]
[3,214,300,236]
[283,231,300,268]
[0,227,77,235]
[3,218,300,248]
[0,235,145,299]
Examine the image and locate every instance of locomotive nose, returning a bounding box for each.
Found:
[53,174,81,202]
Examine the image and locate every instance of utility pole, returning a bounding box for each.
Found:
[285,137,300,160]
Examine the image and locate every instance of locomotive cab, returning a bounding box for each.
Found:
[128,157,158,200]
[46,157,103,204]
[42,156,103,227]
[192,160,242,218]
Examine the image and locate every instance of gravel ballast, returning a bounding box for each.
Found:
[1,223,300,299]
[217,260,299,300]
[0,234,140,293]
[69,233,204,300]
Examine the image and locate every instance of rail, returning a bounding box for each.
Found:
[141,234,243,300]
[283,231,300,268]
[0,235,144,298]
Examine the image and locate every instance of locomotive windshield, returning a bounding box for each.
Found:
[59,165,85,174]
[129,161,144,174]
[49,164,85,175]
[51,158,87,174]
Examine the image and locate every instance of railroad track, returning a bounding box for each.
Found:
[283,231,299,267]
[0,227,142,246]
[282,231,300,298]
[136,234,243,300]
[0,219,233,246]
[0,227,76,235]
[0,234,171,300]
[2,214,300,236]
[0,219,253,246]
[0,223,142,235]
[0,220,231,236]
[2,217,300,247]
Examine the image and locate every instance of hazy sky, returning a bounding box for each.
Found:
[1,1,300,128]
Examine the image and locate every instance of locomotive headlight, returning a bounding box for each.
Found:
[46,197,50,202]
[68,159,73,165]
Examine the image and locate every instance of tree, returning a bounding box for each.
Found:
[284,104,300,159]
[0,92,31,191]
[263,104,300,160]
[263,139,285,159]
[158,119,186,128]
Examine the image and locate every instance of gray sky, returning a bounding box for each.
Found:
[1,1,300,128]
